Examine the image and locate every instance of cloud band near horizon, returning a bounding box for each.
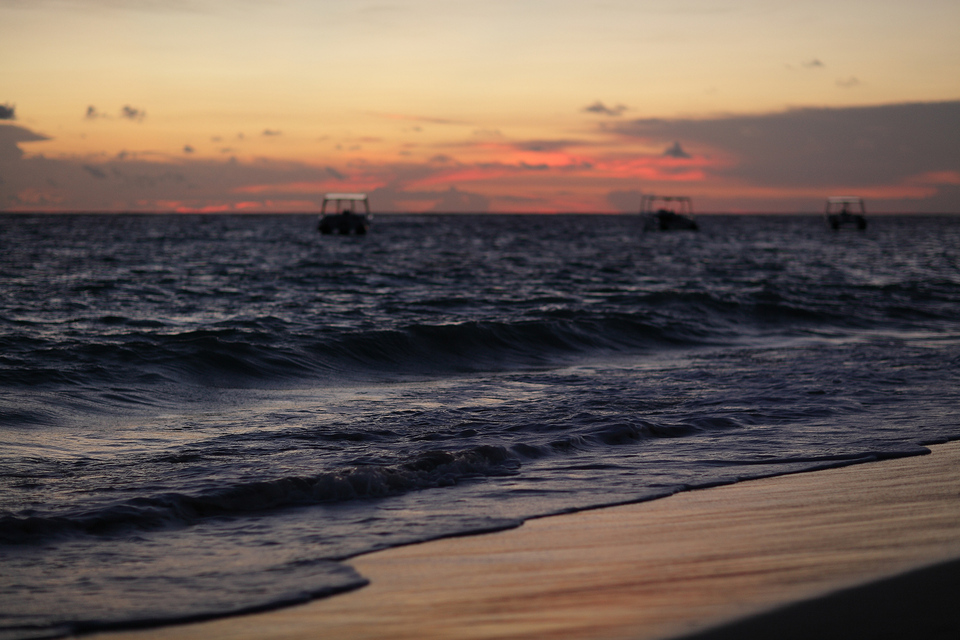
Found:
[2,101,959,213]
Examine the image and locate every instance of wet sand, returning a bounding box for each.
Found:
[91,440,960,640]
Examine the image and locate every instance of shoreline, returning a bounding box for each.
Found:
[91,441,960,640]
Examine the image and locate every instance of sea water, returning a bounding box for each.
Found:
[2,213,959,639]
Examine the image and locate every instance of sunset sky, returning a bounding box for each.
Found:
[2,0,958,213]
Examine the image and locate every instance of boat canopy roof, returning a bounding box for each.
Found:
[824,196,866,217]
[640,194,693,214]
[321,192,371,215]
[323,193,368,201]
[826,196,864,204]
[827,196,864,209]
[645,195,690,202]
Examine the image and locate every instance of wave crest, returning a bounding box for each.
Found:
[0,444,519,545]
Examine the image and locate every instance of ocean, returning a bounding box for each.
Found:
[2,212,959,639]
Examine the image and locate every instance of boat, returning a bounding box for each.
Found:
[318,193,371,235]
[641,195,698,231]
[825,196,867,230]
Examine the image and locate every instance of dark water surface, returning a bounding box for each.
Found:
[2,213,959,638]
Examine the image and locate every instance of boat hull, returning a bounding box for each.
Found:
[318,213,370,235]
[827,213,867,230]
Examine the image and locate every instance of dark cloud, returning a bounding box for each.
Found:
[802,59,825,69]
[0,138,331,211]
[612,101,960,192]
[325,166,345,180]
[183,145,195,154]
[663,142,691,158]
[262,129,281,136]
[0,124,50,162]
[87,105,145,120]
[0,104,15,120]
[83,165,108,179]
[514,139,582,152]
[583,101,627,117]
[2,128,402,211]
[836,76,861,88]
[120,105,146,121]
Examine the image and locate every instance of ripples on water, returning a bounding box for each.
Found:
[1,213,959,638]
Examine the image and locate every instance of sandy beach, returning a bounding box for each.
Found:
[89,440,960,640]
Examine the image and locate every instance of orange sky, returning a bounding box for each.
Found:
[1,1,959,212]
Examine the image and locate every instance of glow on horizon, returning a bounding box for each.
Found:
[1,0,959,212]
